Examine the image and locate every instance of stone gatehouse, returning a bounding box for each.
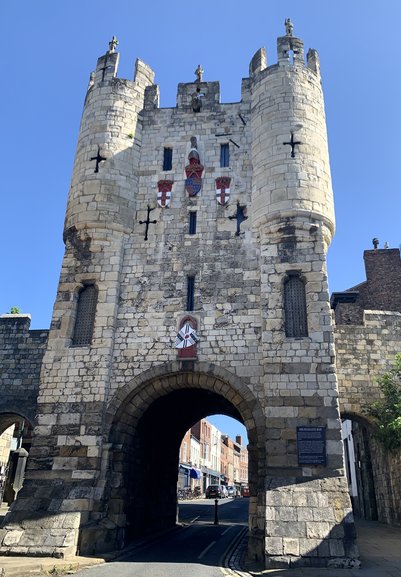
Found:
[1,22,398,568]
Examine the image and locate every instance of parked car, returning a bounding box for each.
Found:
[241,486,250,497]
[206,484,228,499]
[221,485,228,497]
[226,485,235,497]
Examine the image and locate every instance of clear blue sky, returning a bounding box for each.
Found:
[1,1,400,444]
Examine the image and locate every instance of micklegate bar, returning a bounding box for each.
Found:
[3,21,400,569]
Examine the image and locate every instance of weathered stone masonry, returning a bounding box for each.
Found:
[333,248,401,527]
[0,26,361,568]
[0,315,48,426]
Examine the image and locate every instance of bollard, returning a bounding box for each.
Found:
[214,498,219,525]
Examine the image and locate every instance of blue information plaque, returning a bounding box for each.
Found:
[297,426,326,465]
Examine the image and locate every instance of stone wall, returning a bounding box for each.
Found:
[350,420,401,527]
[335,310,401,415]
[0,315,48,426]
[335,310,401,526]
[371,439,401,526]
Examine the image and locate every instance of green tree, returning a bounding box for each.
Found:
[9,307,21,314]
[365,353,401,452]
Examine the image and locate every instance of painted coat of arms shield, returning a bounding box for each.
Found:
[185,158,204,197]
[215,176,231,205]
[157,180,173,207]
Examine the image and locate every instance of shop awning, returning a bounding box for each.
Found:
[190,468,201,479]
[201,466,220,477]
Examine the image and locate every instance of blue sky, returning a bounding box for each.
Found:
[1,1,400,444]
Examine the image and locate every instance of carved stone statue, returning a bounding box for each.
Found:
[108,36,119,53]
[285,18,294,36]
[191,92,202,113]
[195,64,204,82]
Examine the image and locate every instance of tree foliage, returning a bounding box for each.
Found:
[9,307,21,314]
[365,354,401,452]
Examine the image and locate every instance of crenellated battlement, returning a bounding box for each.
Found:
[89,48,155,93]
[0,314,48,425]
[86,21,320,115]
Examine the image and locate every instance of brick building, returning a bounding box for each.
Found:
[178,420,248,494]
[331,247,401,324]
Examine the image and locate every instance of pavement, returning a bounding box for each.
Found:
[0,503,400,577]
[242,518,401,577]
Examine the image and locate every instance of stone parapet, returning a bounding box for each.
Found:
[0,315,47,425]
[336,310,401,415]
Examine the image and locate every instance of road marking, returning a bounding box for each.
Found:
[198,539,217,559]
[190,515,200,524]
[221,526,233,536]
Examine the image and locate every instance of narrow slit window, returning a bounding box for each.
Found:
[284,274,308,338]
[72,284,98,346]
[187,276,195,311]
[163,147,173,171]
[220,143,230,167]
[189,212,197,235]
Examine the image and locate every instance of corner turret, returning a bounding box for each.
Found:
[64,39,155,239]
[250,20,333,244]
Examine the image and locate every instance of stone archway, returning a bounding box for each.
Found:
[0,413,33,507]
[341,413,379,522]
[80,362,267,560]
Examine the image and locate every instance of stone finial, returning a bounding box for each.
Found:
[108,35,119,53]
[285,18,294,36]
[372,238,379,249]
[195,64,204,82]
[384,241,389,249]
[191,92,202,112]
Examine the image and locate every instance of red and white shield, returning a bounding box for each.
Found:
[157,180,173,207]
[215,177,231,205]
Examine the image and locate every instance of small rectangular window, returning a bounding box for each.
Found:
[220,143,230,167]
[284,274,308,338]
[189,212,197,235]
[72,284,98,346]
[187,276,195,311]
[163,147,173,171]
